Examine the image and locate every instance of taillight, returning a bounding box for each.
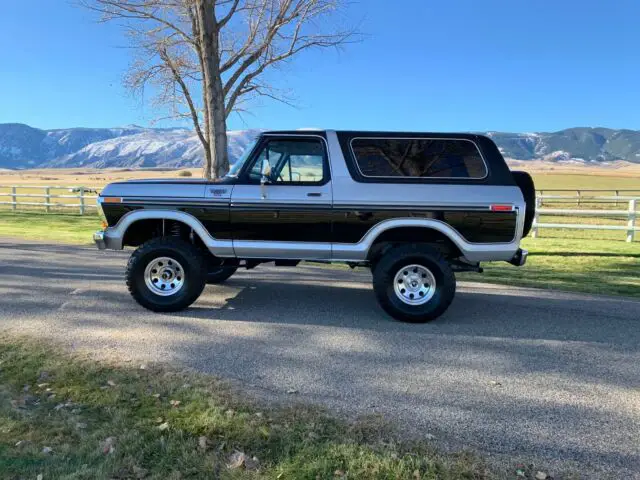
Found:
[490,204,513,212]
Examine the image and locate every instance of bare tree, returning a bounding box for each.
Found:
[81,0,357,178]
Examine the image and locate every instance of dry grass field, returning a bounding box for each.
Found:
[0,167,204,187]
[0,160,639,188]
[0,162,638,187]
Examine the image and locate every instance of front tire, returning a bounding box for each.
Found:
[126,237,207,312]
[372,244,456,323]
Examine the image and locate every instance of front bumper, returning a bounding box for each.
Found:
[508,248,528,267]
[94,230,107,250]
[94,230,121,250]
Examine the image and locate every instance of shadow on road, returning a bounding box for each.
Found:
[2,239,640,477]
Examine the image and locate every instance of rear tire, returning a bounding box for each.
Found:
[126,237,207,312]
[372,244,456,323]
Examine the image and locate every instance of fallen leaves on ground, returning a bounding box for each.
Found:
[102,437,116,455]
[227,451,246,469]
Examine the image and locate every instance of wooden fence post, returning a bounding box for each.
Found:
[79,187,85,215]
[627,199,637,243]
[11,186,16,211]
[532,196,541,238]
[45,187,51,213]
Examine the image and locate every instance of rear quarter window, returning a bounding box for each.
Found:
[351,138,487,179]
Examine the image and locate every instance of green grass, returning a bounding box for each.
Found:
[459,236,640,297]
[0,212,100,245]
[0,336,493,480]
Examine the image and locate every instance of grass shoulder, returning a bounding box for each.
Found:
[0,211,99,245]
[0,336,494,479]
[458,237,640,298]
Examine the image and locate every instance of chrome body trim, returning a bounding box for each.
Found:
[96,209,234,257]
[233,240,331,260]
[332,218,520,263]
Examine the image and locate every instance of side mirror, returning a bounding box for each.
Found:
[260,158,272,184]
[260,158,271,199]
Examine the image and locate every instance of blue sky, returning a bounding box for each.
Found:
[1,0,639,132]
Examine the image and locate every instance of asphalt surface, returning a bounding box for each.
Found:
[1,238,639,478]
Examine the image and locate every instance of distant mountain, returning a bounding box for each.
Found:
[0,123,261,169]
[2,123,640,169]
[487,127,640,163]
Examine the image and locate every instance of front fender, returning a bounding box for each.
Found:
[100,209,234,257]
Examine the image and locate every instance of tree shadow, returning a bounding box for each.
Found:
[2,240,640,477]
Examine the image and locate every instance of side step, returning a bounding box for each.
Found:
[450,260,483,273]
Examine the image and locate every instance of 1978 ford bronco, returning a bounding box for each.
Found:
[94,130,535,322]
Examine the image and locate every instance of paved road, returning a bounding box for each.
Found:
[1,239,639,478]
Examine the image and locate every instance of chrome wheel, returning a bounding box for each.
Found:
[144,257,185,297]
[393,264,436,305]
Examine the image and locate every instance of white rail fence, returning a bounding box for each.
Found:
[0,185,100,215]
[0,185,638,242]
[534,189,639,243]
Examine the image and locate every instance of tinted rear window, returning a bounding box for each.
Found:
[351,138,487,179]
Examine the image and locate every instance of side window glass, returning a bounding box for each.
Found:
[247,147,283,182]
[247,139,326,184]
[276,153,324,183]
[351,138,487,179]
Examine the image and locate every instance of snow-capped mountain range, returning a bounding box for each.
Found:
[1,123,640,169]
[0,123,261,169]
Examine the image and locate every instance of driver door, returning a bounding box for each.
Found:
[230,135,333,260]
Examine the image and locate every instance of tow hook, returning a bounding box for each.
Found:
[509,248,528,267]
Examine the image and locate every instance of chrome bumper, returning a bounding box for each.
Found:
[94,230,107,250]
[94,228,124,250]
[508,248,528,267]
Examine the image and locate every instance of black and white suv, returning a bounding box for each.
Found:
[95,130,535,322]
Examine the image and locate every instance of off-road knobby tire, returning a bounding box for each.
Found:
[126,237,207,312]
[372,243,456,323]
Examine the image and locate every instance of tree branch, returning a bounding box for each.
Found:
[158,46,209,150]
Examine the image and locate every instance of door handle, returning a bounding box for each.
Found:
[307,192,322,197]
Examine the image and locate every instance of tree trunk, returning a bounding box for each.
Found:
[194,0,228,179]
[209,75,228,178]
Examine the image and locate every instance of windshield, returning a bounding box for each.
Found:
[226,138,259,177]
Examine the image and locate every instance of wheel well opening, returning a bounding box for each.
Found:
[367,227,462,263]
[122,218,207,251]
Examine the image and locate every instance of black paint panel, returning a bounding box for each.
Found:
[102,204,140,226]
[229,205,333,242]
[102,203,232,239]
[104,202,517,245]
[331,209,516,243]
